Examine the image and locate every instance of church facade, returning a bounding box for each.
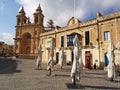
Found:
[14,4,120,69]
[14,5,44,58]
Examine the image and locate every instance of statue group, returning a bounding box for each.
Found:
[35,35,117,85]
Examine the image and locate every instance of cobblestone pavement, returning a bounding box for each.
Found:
[0,57,120,90]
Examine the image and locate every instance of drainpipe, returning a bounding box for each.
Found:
[96,19,101,68]
[115,18,118,45]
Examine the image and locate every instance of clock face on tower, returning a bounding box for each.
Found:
[72,19,75,24]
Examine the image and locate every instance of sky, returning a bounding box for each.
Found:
[0,0,120,45]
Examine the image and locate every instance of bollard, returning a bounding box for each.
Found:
[73,75,76,85]
[49,68,52,76]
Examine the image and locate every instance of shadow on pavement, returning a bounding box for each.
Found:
[83,85,120,90]
[55,74,70,77]
[66,83,120,89]
[0,57,21,74]
[66,83,85,89]
[82,75,105,79]
[85,71,106,75]
[113,79,120,83]
[106,79,120,83]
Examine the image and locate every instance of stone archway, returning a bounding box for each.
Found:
[21,33,31,54]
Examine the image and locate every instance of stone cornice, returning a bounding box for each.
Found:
[79,19,97,27]
[13,38,21,40]
[39,12,120,37]
[15,23,44,28]
[97,12,120,22]
[55,23,81,33]
[40,30,55,37]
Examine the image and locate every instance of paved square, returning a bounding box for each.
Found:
[0,57,120,90]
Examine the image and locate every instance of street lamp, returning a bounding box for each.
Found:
[35,35,38,60]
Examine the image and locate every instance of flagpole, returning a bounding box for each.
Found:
[74,0,76,17]
[73,0,76,86]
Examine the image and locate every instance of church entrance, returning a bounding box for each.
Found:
[21,33,31,54]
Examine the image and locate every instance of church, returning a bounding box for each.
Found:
[14,4,120,69]
[14,5,44,58]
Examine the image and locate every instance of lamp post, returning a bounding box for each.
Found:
[96,19,101,69]
[35,35,38,60]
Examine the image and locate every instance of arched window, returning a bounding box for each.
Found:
[26,34,31,44]
[35,16,38,24]
[17,18,20,25]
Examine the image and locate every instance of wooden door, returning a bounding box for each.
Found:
[85,53,92,69]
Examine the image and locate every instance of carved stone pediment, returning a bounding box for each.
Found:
[67,17,80,26]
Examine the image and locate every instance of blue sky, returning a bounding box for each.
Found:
[0,0,120,45]
[0,0,20,45]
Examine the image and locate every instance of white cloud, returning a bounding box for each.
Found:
[15,0,120,27]
[0,32,14,45]
[0,1,4,12]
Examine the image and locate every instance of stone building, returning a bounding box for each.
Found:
[14,4,120,69]
[0,42,4,55]
[14,4,44,58]
[40,12,120,69]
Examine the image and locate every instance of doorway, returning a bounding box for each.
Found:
[104,53,109,66]
[56,52,59,64]
[85,51,92,69]
[21,33,31,54]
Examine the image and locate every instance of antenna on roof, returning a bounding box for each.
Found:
[74,0,76,17]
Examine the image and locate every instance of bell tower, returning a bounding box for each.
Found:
[16,7,27,25]
[33,4,44,26]
[14,4,44,58]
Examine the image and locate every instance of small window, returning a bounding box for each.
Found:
[17,18,20,25]
[85,31,90,45]
[25,34,31,44]
[35,17,38,23]
[41,18,43,23]
[23,19,26,24]
[35,28,37,35]
[16,44,18,49]
[104,31,110,41]
[16,32,19,36]
[61,36,64,47]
